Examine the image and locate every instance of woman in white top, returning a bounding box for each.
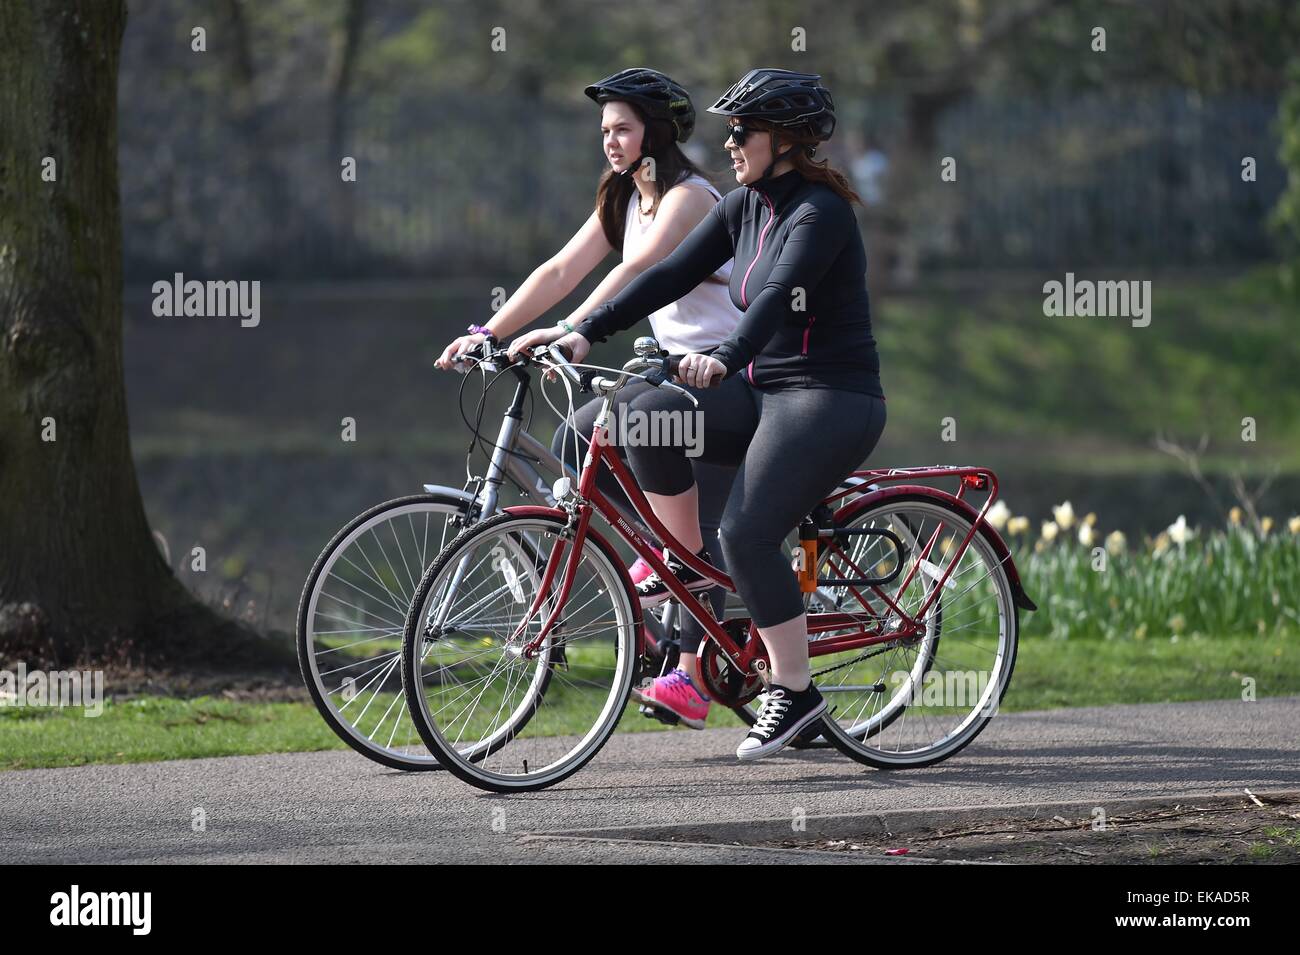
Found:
[436,69,741,727]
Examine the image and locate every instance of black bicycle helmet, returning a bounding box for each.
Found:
[584,67,696,143]
[707,68,836,142]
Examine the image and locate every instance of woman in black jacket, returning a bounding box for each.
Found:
[514,69,887,760]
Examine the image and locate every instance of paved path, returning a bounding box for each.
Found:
[4,696,1297,863]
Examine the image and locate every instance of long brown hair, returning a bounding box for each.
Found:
[594,102,707,252]
[747,118,862,206]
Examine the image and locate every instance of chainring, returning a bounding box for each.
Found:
[698,620,765,707]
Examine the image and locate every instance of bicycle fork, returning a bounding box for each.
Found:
[509,505,592,658]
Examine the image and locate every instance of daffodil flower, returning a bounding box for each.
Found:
[1166,515,1193,546]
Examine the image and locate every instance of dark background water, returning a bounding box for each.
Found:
[126,284,1298,634]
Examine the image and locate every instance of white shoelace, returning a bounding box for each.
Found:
[635,553,690,593]
[751,690,791,739]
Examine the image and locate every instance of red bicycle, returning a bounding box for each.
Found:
[400,340,1036,792]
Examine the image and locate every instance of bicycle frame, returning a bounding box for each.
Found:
[504,384,1021,680]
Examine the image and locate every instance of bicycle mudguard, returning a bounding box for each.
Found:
[833,485,1038,612]
[421,483,478,503]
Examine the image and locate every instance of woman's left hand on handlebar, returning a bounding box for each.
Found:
[676,353,726,389]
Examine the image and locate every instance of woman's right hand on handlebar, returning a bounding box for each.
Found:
[435,332,487,370]
[506,325,567,360]
[507,326,591,365]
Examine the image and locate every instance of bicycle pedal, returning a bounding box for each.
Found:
[638,703,680,726]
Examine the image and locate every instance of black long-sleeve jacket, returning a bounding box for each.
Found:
[575,168,883,396]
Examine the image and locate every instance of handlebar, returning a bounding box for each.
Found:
[447,337,718,404]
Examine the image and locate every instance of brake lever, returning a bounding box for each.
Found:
[640,366,669,387]
[450,351,483,375]
[659,380,700,408]
[544,343,584,388]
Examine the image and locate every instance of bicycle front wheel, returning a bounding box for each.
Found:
[401,512,639,792]
[298,494,470,771]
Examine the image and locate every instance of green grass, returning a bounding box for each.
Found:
[0,696,339,772]
[3,631,1295,770]
[1004,630,1297,709]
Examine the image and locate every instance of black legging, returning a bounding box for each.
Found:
[624,376,886,628]
[551,379,734,653]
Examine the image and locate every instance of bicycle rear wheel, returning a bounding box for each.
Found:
[808,496,1018,769]
[401,512,638,792]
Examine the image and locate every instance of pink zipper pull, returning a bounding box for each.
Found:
[801,315,817,355]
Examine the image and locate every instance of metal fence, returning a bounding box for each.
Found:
[118,87,1283,280]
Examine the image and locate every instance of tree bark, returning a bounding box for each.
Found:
[0,0,286,669]
[328,0,367,163]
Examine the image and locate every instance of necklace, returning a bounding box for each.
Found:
[637,193,655,217]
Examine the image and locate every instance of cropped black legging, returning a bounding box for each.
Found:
[551,379,735,653]
[624,375,886,629]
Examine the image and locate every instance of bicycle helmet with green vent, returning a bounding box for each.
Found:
[584,68,696,143]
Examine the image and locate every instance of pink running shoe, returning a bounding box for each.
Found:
[632,668,711,729]
[628,548,666,585]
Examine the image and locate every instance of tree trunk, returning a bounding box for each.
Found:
[879,86,969,287]
[328,0,367,266]
[328,0,367,163]
[0,0,285,669]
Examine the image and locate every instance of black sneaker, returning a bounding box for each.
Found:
[735,683,828,760]
[636,547,713,608]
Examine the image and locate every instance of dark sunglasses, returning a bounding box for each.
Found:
[726,123,762,147]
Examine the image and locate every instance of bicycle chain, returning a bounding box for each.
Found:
[808,641,899,681]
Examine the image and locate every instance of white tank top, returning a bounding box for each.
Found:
[624,174,741,355]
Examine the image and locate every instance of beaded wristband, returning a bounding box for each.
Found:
[466,324,497,342]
